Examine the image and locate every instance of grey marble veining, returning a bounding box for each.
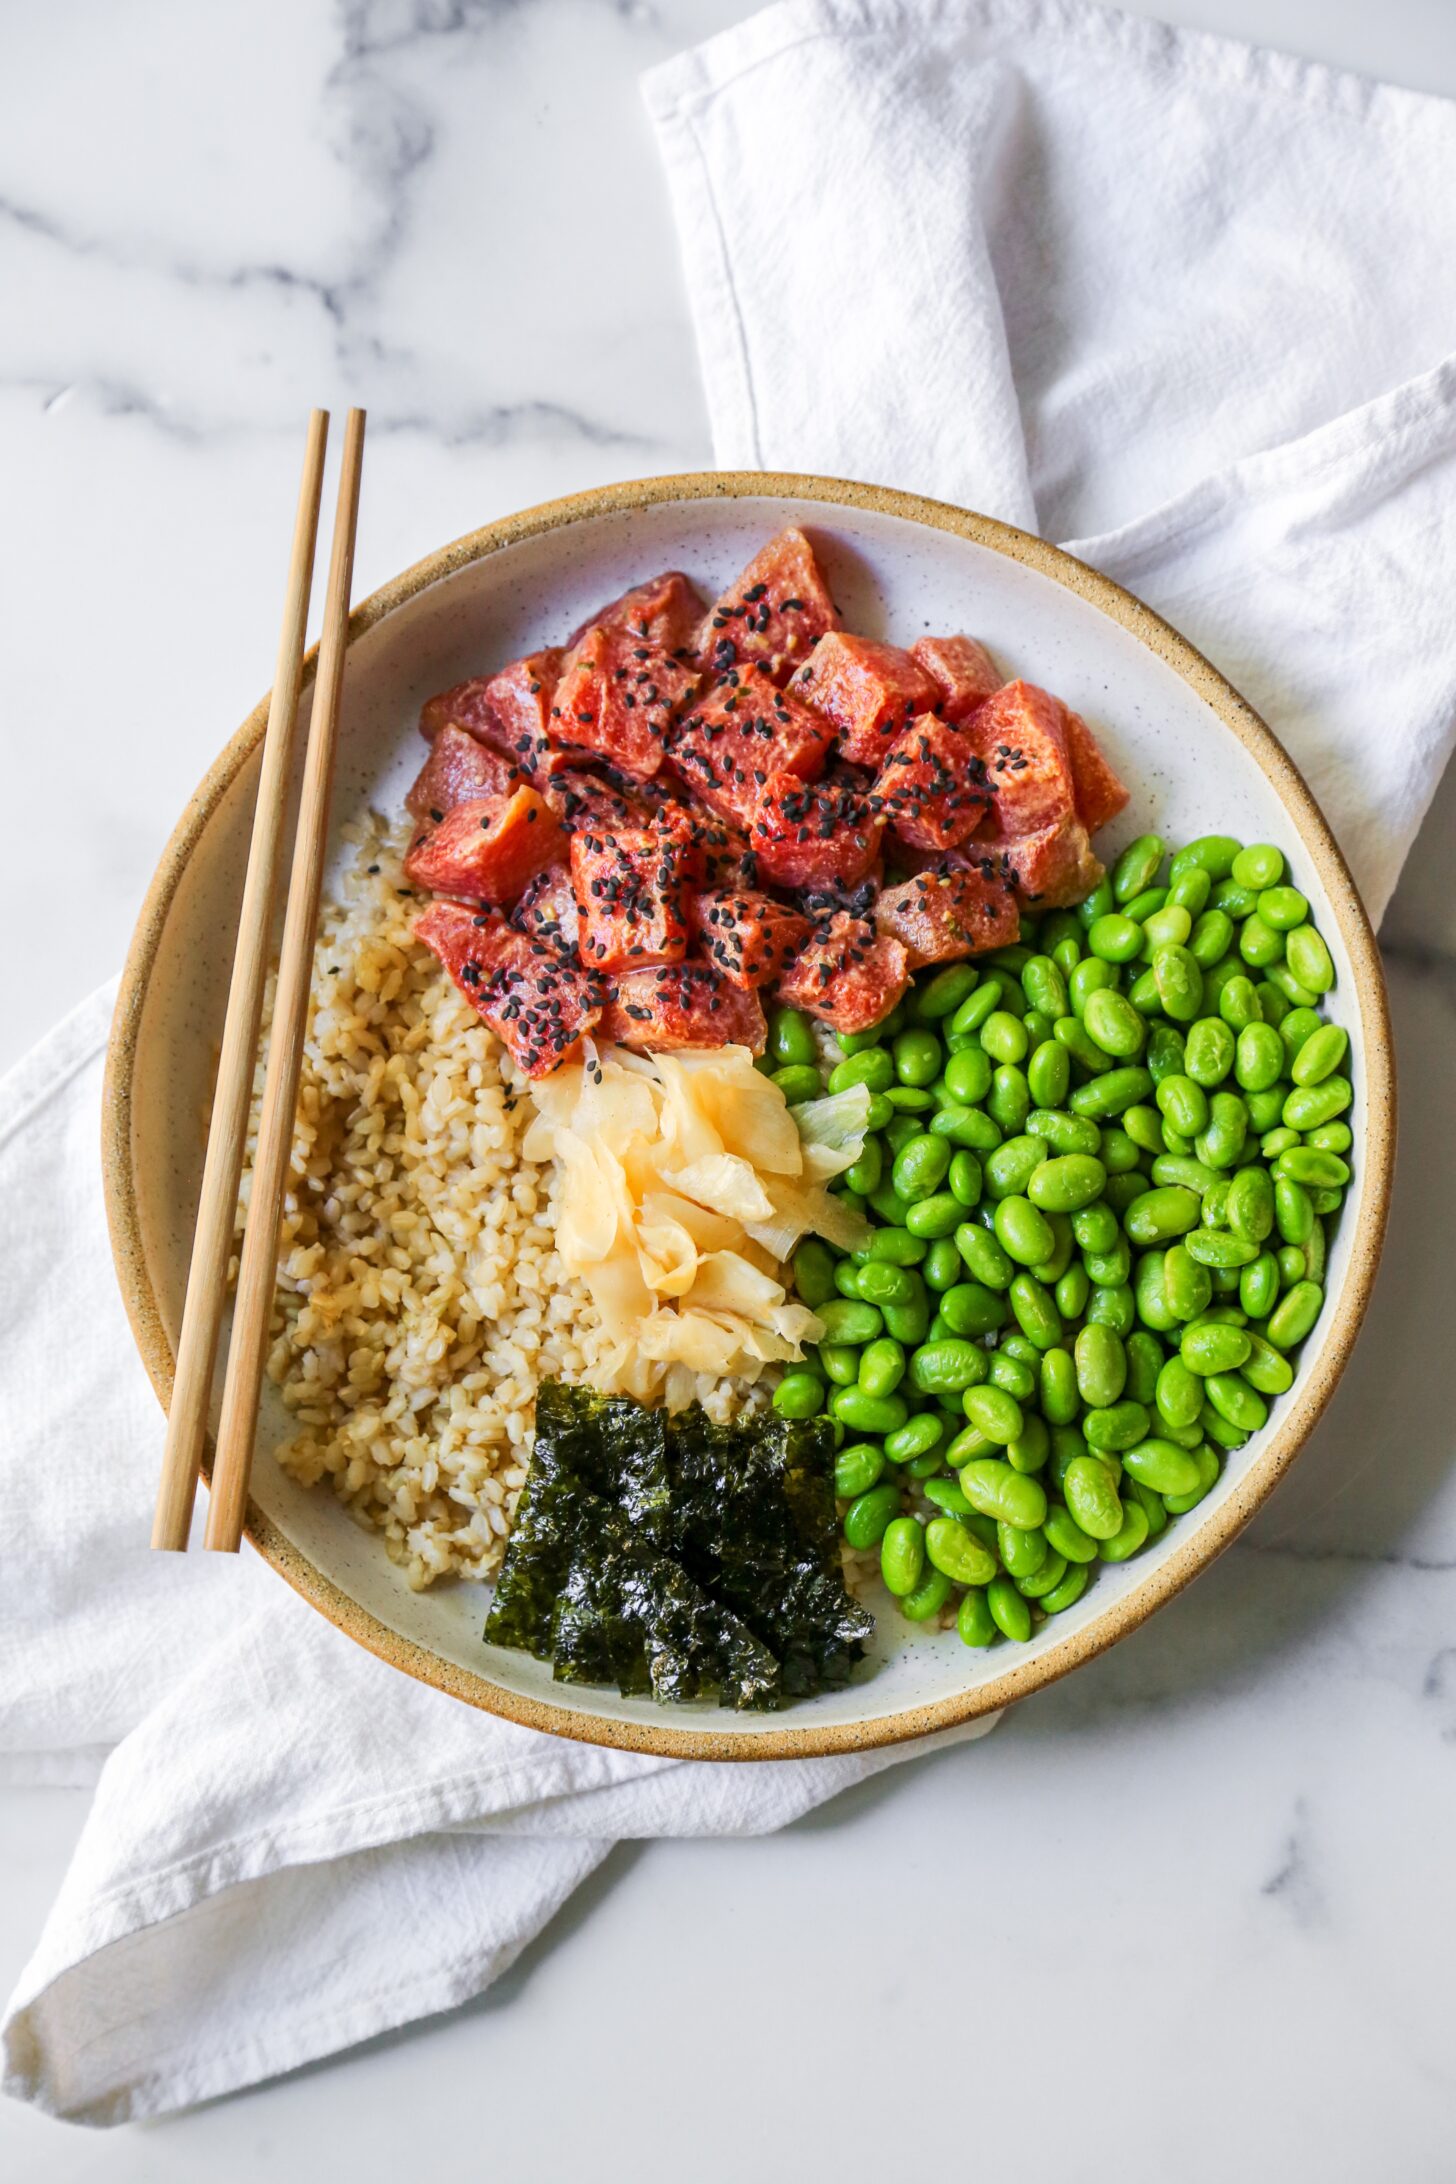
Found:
[2,0,1455,2174]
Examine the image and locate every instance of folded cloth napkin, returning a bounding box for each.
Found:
[6,0,1456,2127]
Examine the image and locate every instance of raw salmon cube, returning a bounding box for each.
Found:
[969,681,1078,837]
[669,675,833,826]
[874,862,1019,966]
[1065,712,1130,834]
[415,901,603,1078]
[994,813,1105,908]
[749,771,884,893]
[406,722,523,822]
[570,823,692,973]
[695,529,839,682]
[420,651,568,793]
[788,632,940,767]
[910,635,1001,723]
[600,962,767,1053]
[776,913,909,1035]
[511,866,580,953]
[549,626,699,781]
[405,789,567,908]
[870,715,992,852]
[568,570,704,656]
[688,888,812,990]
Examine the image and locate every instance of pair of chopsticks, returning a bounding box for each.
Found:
[151,408,366,1554]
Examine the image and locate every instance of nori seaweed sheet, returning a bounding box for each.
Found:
[483,1383,872,1710]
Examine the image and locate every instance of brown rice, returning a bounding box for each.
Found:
[240,813,763,1591]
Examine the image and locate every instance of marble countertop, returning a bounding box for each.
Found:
[3,1,1455,2176]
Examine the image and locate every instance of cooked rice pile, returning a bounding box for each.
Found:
[240,814,763,1591]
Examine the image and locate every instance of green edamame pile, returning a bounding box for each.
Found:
[768,831,1352,1649]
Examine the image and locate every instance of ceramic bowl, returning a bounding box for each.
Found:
[104,472,1395,1759]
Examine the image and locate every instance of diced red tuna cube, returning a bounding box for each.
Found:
[776,913,909,1036]
[788,632,940,767]
[993,813,1105,908]
[405,789,567,908]
[669,675,834,826]
[512,865,580,953]
[406,722,524,822]
[1065,712,1130,834]
[420,651,567,792]
[549,626,699,781]
[599,962,767,1054]
[748,770,884,893]
[569,823,692,973]
[969,681,1078,836]
[695,528,839,682]
[568,570,704,656]
[910,634,1001,723]
[874,861,1020,967]
[415,901,603,1079]
[870,714,992,852]
[688,888,813,991]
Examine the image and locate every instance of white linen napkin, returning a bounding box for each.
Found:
[644,0,1456,919]
[6,0,1456,2128]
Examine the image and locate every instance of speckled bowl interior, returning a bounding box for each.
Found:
[105,474,1394,1759]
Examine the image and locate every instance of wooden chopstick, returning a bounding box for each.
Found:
[205,408,367,1553]
[151,411,330,1552]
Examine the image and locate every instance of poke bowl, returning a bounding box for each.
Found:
[103,472,1395,1759]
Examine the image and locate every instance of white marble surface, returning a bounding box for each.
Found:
[3,0,1456,2174]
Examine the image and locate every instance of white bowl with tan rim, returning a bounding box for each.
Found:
[104,472,1395,1760]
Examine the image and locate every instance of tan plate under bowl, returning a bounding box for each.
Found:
[104,472,1395,1760]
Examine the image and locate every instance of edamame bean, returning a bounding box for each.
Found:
[831,1387,909,1433]
[1009,1272,1064,1350]
[909,1339,989,1396]
[998,1521,1048,1579]
[1286,924,1335,994]
[940,1281,1008,1338]
[1266,1279,1324,1349]
[818,1298,883,1344]
[773,1371,825,1419]
[994,1194,1056,1266]
[959,1459,1048,1530]
[1205,1372,1268,1434]
[881,1516,926,1597]
[1098,1499,1151,1562]
[943,1047,994,1105]
[1124,1186,1202,1245]
[892,1132,951,1203]
[1028,1153,1108,1212]
[1180,1321,1252,1375]
[843,1482,901,1548]
[1084,987,1147,1059]
[1027,1109,1103,1157]
[1290,1021,1347,1086]
[1156,1353,1204,1430]
[867,1225,928,1267]
[1162,1241,1213,1321]
[835,1442,885,1498]
[769,1005,820,1069]
[793,1238,838,1308]
[1064,1455,1124,1540]
[1225,1164,1275,1243]
[986,1575,1033,1642]
[1075,1322,1128,1408]
[1113,833,1166,903]
[1069,1066,1154,1118]
[1283,1077,1351,1131]
[926,1515,998,1586]
[858,1337,907,1399]
[1122,1437,1203,1496]
[957,1588,998,1645]
[1240,1250,1280,1319]
[899,1564,954,1621]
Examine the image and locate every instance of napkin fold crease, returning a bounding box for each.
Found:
[6,0,1456,2126]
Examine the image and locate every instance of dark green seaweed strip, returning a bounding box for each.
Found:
[486,1382,872,1709]
[548,1487,781,1710]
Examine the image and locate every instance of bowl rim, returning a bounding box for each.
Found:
[103,467,1396,1760]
